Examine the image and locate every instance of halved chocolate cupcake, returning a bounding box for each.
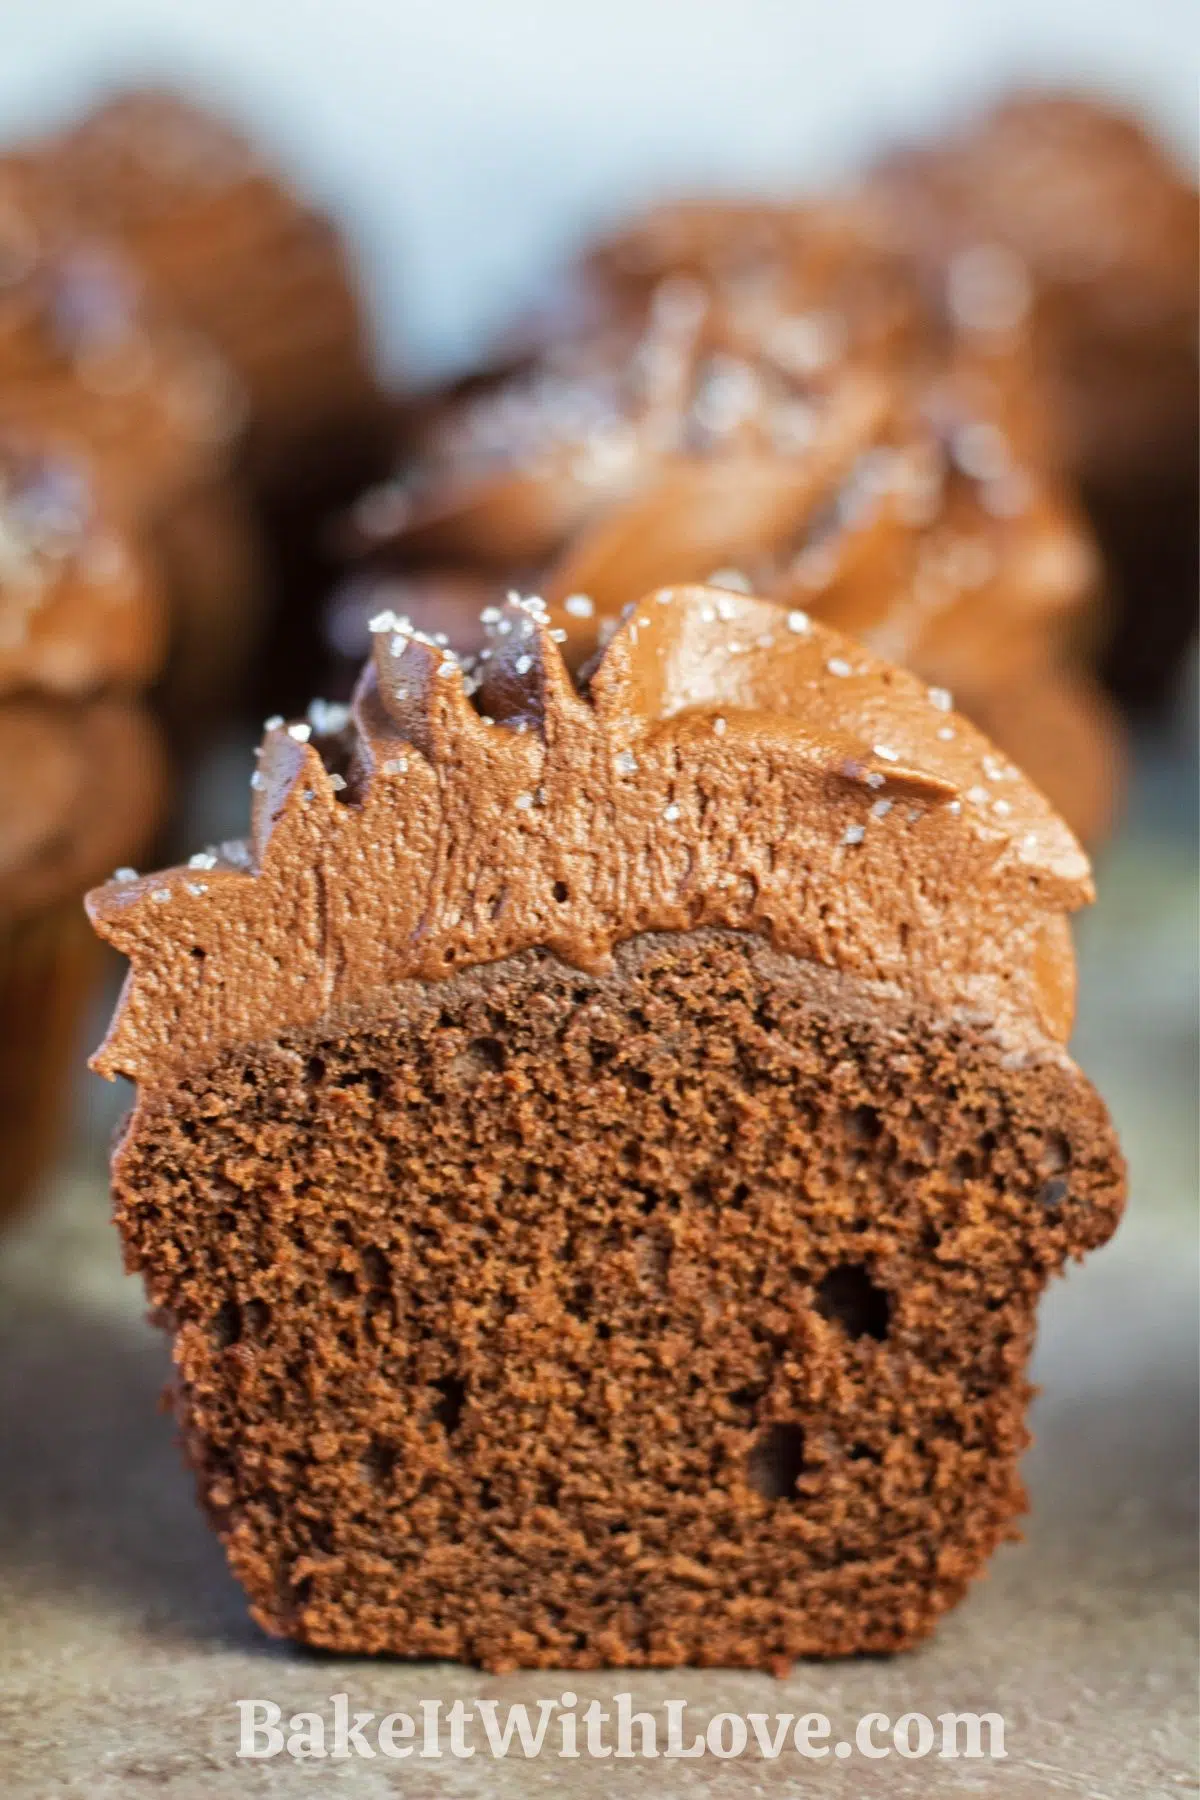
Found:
[89,588,1123,1670]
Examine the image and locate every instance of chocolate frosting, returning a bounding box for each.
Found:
[0,196,245,520]
[541,354,1099,697]
[38,90,383,477]
[90,586,1089,1088]
[859,91,1200,484]
[0,431,166,697]
[348,265,901,572]
[346,215,1100,760]
[1,695,166,918]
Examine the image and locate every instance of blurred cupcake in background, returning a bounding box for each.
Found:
[859,90,1200,714]
[0,433,167,1222]
[336,197,1122,845]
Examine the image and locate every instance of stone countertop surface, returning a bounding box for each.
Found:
[0,758,1196,1799]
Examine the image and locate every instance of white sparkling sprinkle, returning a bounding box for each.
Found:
[615,749,638,775]
[264,714,283,730]
[708,568,752,594]
[383,757,408,775]
[662,803,681,822]
[927,687,953,712]
[982,754,1009,781]
[308,699,351,735]
[946,243,1033,337]
[480,606,502,625]
[937,725,956,741]
[250,771,265,789]
[185,881,208,897]
[287,722,312,742]
[715,594,738,620]
[993,798,1012,816]
[515,792,535,810]
[188,852,217,870]
[948,800,963,815]
[437,660,457,678]
[951,420,1010,482]
[967,785,990,806]
[871,798,893,819]
[841,824,866,847]
[151,887,171,903]
[113,866,138,882]
[864,770,886,790]
[514,654,534,675]
[713,717,727,736]
[368,608,401,633]
[563,593,594,618]
[550,627,567,642]
[786,610,811,635]
[872,744,900,763]
[700,606,716,624]
[827,657,852,677]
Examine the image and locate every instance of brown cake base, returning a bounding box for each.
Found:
[113,930,1124,1671]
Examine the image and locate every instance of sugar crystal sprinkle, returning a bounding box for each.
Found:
[864,770,886,790]
[827,657,852,677]
[871,798,893,819]
[927,687,953,712]
[663,803,681,822]
[151,887,171,903]
[564,593,594,618]
[383,757,408,775]
[614,749,638,775]
[841,824,866,847]
[113,866,138,882]
[937,725,955,741]
[250,771,264,789]
[188,852,217,870]
[328,773,347,791]
[264,714,283,730]
[713,717,727,736]
[287,722,312,742]
[185,881,208,897]
[514,654,534,675]
[872,744,900,763]
[786,610,811,635]
[514,792,535,811]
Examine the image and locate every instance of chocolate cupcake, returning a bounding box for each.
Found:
[0,186,262,733]
[41,89,386,495]
[862,90,1199,711]
[345,265,1119,842]
[0,426,169,1221]
[88,588,1124,1669]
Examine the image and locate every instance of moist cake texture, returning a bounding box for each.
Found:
[89,586,1125,1669]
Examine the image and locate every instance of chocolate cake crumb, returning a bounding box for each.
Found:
[114,931,1122,1671]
